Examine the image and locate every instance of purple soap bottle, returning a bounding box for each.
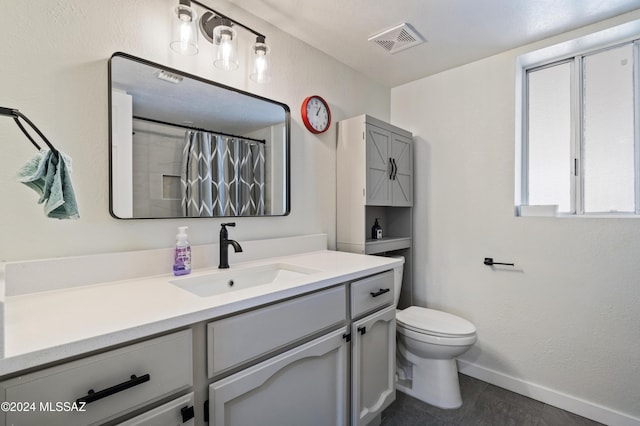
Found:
[173,226,192,276]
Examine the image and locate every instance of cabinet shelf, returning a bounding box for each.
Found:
[365,237,411,254]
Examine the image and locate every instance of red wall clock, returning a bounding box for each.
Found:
[301,95,331,134]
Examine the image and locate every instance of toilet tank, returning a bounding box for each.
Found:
[390,255,405,307]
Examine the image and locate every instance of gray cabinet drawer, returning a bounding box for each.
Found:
[116,393,195,426]
[350,271,394,318]
[207,285,346,377]
[0,330,192,426]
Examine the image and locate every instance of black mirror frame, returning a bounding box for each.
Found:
[107,52,291,219]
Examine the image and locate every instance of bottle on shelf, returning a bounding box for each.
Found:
[371,218,383,240]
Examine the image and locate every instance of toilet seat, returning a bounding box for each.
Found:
[397,324,477,347]
[396,306,476,338]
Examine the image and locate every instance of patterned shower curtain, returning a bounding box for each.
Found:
[181,130,265,216]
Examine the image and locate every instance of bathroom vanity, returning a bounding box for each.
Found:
[0,235,399,426]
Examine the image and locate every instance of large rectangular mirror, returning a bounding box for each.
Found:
[109,52,290,219]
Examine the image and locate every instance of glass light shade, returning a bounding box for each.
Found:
[213,24,239,71]
[250,40,271,83]
[170,2,198,56]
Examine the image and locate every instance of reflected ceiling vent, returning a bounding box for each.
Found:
[154,70,184,84]
[368,23,425,54]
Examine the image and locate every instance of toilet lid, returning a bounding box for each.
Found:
[396,306,476,337]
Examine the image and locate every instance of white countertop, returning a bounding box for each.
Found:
[0,249,400,376]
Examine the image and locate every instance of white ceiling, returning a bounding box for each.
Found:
[111,55,286,134]
[226,0,640,87]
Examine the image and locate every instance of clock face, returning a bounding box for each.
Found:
[301,96,331,134]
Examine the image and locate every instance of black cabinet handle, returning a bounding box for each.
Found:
[181,405,195,423]
[357,326,367,335]
[370,288,390,297]
[391,158,398,180]
[389,158,394,179]
[76,374,150,405]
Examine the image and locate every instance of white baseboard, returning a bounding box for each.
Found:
[457,360,640,426]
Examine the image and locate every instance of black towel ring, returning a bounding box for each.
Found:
[0,106,59,154]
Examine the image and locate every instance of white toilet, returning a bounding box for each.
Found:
[391,256,477,409]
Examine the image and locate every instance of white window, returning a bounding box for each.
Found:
[517,21,640,216]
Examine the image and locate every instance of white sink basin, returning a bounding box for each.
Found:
[169,263,319,297]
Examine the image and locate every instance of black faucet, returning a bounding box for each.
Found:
[219,223,243,269]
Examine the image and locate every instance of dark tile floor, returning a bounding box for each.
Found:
[381,374,604,426]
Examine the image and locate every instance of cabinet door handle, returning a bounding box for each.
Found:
[76,373,150,405]
[357,326,367,335]
[389,157,394,179]
[370,288,390,297]
[181,405,195,423]
[391,158,398,180]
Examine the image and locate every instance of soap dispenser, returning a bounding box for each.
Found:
[173,226,192,276]
[371,218,383,240]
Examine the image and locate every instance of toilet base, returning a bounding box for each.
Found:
[396,350,462,409]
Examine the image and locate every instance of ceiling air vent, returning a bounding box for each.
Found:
[368,23,425,54]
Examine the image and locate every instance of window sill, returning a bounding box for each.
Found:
[516,208,640,219]
[555,213,640,219]
[518,205,558,217]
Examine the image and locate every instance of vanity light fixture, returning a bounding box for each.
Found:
[169,0,271,82]
[170,0,199,56]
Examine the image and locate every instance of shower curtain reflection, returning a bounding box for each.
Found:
[181,130,265,216]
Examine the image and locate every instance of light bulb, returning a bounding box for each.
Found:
[213,22,238,71]
[179,23,194,52]
[250,37,271,83]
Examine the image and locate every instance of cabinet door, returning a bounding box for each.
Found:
[209,328,349,426]
[391,133,413,206]
[366,124,392,206]
[352,306,396,426]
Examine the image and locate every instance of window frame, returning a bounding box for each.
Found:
[516,19,640,217]
[522,58,576,213]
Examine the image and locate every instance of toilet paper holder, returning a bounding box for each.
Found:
[484,257,514,266]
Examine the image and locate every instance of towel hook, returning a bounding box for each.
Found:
[0,106,59,154]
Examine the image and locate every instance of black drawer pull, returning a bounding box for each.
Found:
[370,288,390,297]
[181,405,195,422]
[76,373,150,405]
